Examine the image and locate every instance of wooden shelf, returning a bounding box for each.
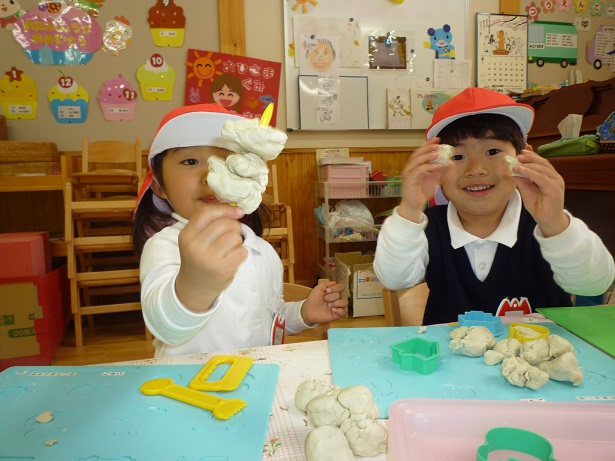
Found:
[0,174,64,192]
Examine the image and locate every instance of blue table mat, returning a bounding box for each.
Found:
[0,363,279,460]
[329,324,615,418]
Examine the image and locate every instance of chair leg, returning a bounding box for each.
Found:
[73,312,84,348]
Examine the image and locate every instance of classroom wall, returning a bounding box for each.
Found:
[2,0,612,150]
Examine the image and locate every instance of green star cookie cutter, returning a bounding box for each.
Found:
[390,337,440,375]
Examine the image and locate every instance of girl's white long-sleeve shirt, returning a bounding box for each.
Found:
[140,216,311,357]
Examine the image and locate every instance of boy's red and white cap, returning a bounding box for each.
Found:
[136,103,247,214]
[426,87,535,140]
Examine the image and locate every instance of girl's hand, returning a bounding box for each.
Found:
[510,150,569,237]
[397,137,447,223]
[300,280,348,325]
[175,205,247,312]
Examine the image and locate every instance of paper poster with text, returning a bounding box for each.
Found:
[185,49,282,125]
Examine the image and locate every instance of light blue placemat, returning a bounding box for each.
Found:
[329,325,615,418]
[0,363,279,460]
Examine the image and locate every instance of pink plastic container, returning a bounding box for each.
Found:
[389,398,615,461]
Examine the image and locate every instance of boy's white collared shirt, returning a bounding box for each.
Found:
[448,190,522,281]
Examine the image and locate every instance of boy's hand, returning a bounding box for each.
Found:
[398,137,447,223]
[176,205,247,312]
[510,150,569,237]
[300,280,348,325]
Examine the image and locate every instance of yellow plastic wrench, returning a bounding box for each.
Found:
[140,377,247,420]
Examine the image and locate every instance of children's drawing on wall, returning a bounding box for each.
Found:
[410,88,462,129]
[424,24,455,59]
[316,76,340,125]
[293,16,362,68]
[386,88,411,129]
[300,35,340,76]
[184,49,282,125]
[369,33,408,70]
[586,24,615,70]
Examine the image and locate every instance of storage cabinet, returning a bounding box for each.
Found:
[316,180,401,279]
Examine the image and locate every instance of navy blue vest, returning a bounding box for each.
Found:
[423,205,572,325]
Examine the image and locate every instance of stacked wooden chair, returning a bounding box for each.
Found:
[64,138,149,347]
[263,164,296,283]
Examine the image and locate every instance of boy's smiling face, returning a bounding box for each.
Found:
[440,133,518,234]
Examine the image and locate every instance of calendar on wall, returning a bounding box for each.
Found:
[476,13,528,93]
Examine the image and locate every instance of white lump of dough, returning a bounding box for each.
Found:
[501,356,550,390]
[449,325,496,357]
[536,351,584,386]
[207,155,263,214]
[340,418,388,457]
[520,338,551,365]
[337,385,380,422]
[305,393,349,428]
[295,380,340,412]
[430,144,455,166]
[305,426,355,461]
[225,152,269,192]
[221,117,287,161]
[484,337,522,366]
[547,334,574,359]
[505,155,528,178]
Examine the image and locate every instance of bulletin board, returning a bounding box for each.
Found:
[283,0,468,131]
[476,13,529,93]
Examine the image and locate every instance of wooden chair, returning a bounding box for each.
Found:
[283,281,330,343]
[64,138,148,347]
[382,283,430,326]
[263,164,296,283]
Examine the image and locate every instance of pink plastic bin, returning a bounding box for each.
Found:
[389,398,615,461]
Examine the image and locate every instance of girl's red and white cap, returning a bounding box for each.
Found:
[426,87,535,141]
[136,103,247,214]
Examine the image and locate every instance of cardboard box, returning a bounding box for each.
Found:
[0,231,52,276]
[335,252,384,317]
[0,266,68,371]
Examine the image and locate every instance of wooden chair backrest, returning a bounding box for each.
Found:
[283,282,312,302]
[382,282,430,326]
[81,138,142,176]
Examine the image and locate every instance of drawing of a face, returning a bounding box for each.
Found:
[210,74,244,111]
[307,39,336,72]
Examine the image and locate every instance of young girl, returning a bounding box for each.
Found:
[133,103,348,357]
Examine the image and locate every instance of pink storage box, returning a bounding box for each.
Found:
[320,164,369,181]
[389,398,615,461]
[0,232,51,277]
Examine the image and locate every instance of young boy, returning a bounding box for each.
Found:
[374,87,615,325]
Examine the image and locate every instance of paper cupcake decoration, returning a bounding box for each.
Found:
[98,75,137,121]
[136,53,175,101]
[48,73,89,123]
[0,67,38,120]
[11,1,103,65]
[148,0,185,47]
[102,16,133,55]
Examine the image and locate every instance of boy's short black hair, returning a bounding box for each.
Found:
[437,113,526,153]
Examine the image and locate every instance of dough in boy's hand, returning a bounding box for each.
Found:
[429,144,455,166]
[505,155,528,178]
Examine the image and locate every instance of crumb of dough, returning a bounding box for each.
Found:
[417,326,427,334]
[36,411,54,423]
[46,440,58,446]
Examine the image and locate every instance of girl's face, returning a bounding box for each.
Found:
[439,134,517,230]
[308,42,334,71]
[154,146,231,219]
[212,84,241,108]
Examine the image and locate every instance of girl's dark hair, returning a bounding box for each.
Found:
[437,113,525,153]
[132,151,271,256]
